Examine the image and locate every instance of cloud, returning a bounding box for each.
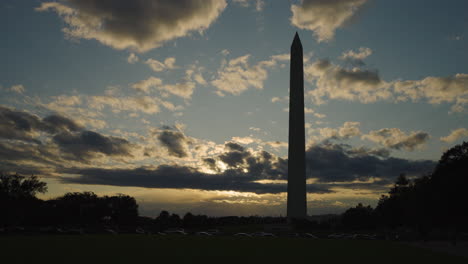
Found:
[185,65,207,86]
[60,165,329,195]
[57,141,435,195]
[305,59,391,104]
[145,57,177,72]
[132,73,196,99]
[36,0,227,52]
[440,128,468,143]
[155,126,189,158]
[9,84,25,94]
[0,105,82,143]
[131,77,163,93]
[316,121,361,140]
[0,140,64,175]
[231,136,259,145]
[265,141,288,149]
[53,130,132,161]
[42,114,84,133]
[89,95,162,114]
[233,0,265,11]
[225,142,246,152]
[127,53,139,64]
[306,142,435,182]
[304,107,327,118]
[212,54,288,96]
[394,74,468,113]
[305,51,468,112]
[0,105,435,196]
[161,82,196,99]
[341,47,372,60]
[291,0,368,42]
[340,47,372,66]
[362,128,430,151]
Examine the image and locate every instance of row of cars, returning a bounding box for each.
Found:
[0,226,379,240]
[327,233,378,240]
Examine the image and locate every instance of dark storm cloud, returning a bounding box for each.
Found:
[60,165,331,195]
[157,129,188,158]
[53,130,132,160]
[0,105,82,143]
[37,0,227,52]
[306,143,436,182]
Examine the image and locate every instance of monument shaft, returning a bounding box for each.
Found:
[287,33,307,219]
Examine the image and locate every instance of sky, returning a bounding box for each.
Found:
[1,0,467,217]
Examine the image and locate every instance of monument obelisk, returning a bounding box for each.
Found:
[287,32,307,219]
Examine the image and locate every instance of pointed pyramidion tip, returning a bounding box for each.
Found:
[292,31,302,47]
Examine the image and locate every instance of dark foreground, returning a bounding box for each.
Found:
[1,235,466,264]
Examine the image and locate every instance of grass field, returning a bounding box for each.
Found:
[1,235,466,263]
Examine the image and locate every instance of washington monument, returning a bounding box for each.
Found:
[287,32,307,219]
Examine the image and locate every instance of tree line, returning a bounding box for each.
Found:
[1,142,466,238]
[340,141,468,242]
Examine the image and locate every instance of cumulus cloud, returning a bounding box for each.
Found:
[60,165,324,195]
[132,72,196,99]
[317,121,361,140]
[440,128,468,143]
[127,53,139,64]
[36,0,227,52]
[59,142,298,194]
[306,142,435,182]
[1,105,436,195]
[305,59,391,104]
[9,84,25,94]
[150,125,190,158]
[362,128,430,151]
[57,141,435,194]
[265,141,288,149]
[304,107,327,118]
[394,74,468,113]
[305,50,468,112]
[212,53,288,96]
[160,82,196,99]
[145,57,177,72]
[0,105,82,143]
[89,95,163,114]
[131,77,163,93]
[233,0,265,11]
[53,130,133,161]
[291,0,368,42]
[341,47,372,60]
[231,136,259,145]
[340,47,372,66]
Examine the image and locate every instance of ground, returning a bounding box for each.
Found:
[1,235,466,263]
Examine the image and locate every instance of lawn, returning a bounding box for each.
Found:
[0,235,466,263]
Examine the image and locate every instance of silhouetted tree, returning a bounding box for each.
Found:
[0,173,47,199]
[0,173,47,225]
[375,142,468,241]
[342,203,375,230]
[104,194,138,225]
[431,141,468,242]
